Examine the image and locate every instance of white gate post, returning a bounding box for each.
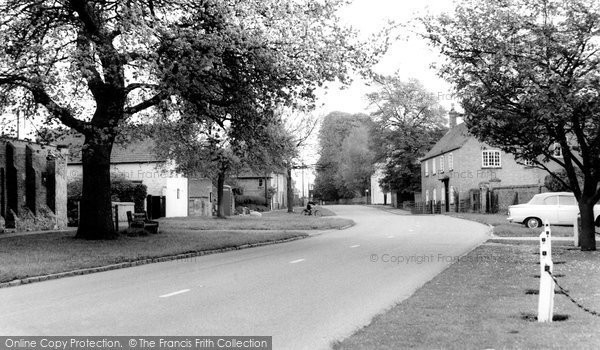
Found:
[538,220,554,322]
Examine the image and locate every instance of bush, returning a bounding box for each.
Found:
[235,195,267,207]
[67,176,148,226]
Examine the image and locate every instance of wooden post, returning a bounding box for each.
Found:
[573,214,580,247]
[538,220,554,322]
[114,204,119,233]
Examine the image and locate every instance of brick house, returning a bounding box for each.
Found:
[0,138,69,231]
[419,112,559,213]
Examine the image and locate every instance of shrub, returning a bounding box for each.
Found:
[235,195,267,207]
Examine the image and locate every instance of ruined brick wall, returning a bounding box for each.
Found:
[0,138,68,231]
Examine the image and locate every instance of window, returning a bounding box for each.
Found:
[432,159,436,174]
[425,161,429,176]
[425,190,430,202]
[258,179,263,187]
[482,150,501,168]
[433,188,437,202]
[522,159,534,167]
[543,196,558,205]
[449,186,455,204]
[552,142,563,158]
[439,155,444,173]
[559,195,577,206]
[448,153,454,171]
[177,188,180,199]
[441,187,446,202]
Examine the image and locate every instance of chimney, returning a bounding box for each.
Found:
[448,106,458,128]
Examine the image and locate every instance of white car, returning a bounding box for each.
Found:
[507,192,600,228]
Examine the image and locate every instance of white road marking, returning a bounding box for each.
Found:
[159,289,191,298]
[350,245,360,248]
[289,259,305,264]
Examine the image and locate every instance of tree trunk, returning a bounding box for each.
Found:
[287,166,294,213]
[216,169,226,218]
[578,196,597,251]
[76,137,117,240]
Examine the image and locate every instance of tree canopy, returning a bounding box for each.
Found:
[367,75,447,201]
[0,0,382,239]
[423,0,600,250]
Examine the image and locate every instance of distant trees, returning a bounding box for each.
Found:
[313,112,375,201]
[367,75,447,202]
[423,0,600,250]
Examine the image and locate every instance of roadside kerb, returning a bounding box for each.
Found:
[0,235,309,289]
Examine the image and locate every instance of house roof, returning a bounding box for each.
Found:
[58,134,164,164]
[421,123,471,161]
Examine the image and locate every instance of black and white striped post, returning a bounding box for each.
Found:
[538,220,554,322]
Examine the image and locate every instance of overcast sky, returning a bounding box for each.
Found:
[314,0,457,116]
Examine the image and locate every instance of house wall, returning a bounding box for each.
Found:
[421,138,558,210]
[68,162,188,217]
[188,178,213,217]
[370,167,387,205]
[270,173,287,209]
[165,177,188,217]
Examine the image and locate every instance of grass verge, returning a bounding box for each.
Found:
[445,212,577,237]
[0,212,353,283]
[334,242,600,349]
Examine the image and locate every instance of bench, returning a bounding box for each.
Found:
[126,211,159,234]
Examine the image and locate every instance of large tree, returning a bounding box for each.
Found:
[423,0,600,250]
[367,75,447,202]
[0,0,378,239]
[313,112,373,201]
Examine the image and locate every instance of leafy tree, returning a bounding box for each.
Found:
[339,125,375,196]
[0,0,379,239]
[423,0,600,250]
[313,112,373,201]
[367,75,447,202]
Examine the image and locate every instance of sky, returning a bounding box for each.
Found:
[314,0,457,116]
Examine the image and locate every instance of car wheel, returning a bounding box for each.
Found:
[525,217,541,229]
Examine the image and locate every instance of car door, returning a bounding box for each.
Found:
[539,195,559,224]
[558,195,579,225]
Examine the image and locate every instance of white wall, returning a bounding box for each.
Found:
[165,177,188,217]
[370,167,387,205]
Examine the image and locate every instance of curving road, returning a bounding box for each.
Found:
[0,205,490,349]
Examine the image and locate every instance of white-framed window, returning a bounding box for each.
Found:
[523,159,534,167]
[433,188,437,202]
[448,153,454,171]
[432,158,436,174]
[439,155,444,173]
[441,187,446,202]
[425,161,429,176]
[552,142,563,158]
[425,190,430,202]
[449,186,455,204]
[482,150,501,168]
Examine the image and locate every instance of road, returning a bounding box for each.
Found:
[0,205,489,349]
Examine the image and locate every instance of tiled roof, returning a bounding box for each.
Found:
[58,134,164,164]
[422,123,471,160]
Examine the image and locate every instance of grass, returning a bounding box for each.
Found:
[0,211,353,283]
[445,212,577,237]
[334,243,600,349]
